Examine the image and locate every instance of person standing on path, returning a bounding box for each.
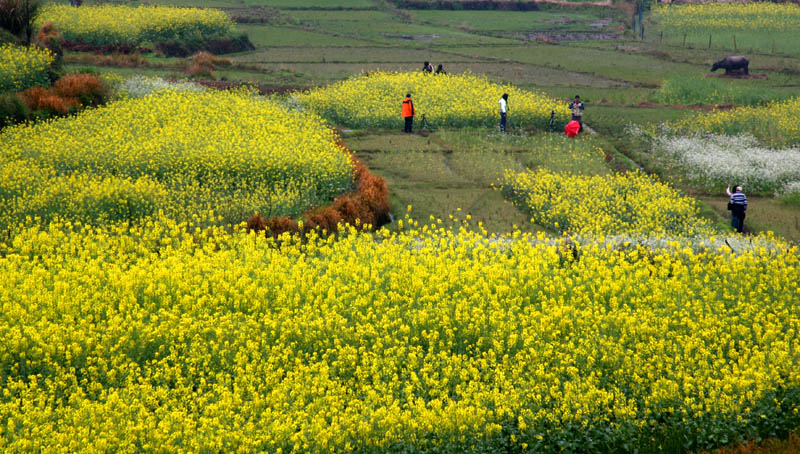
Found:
[499,93,508,132]
[726,184,747,233]
[402,93,415,133]
[569,95,584,133]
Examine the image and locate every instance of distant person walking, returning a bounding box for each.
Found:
[435,64,446,75]
[726,184,747,233]
[402,93,415,133]
[499,93,508,132]
[422,61,433,73]
[569,95,584,132]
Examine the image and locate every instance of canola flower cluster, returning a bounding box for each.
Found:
[0,89,354,230]
[1,219,799,453]
[653,2,800,32]
[502,169,713,236]
[0,44,54,93]
[36,5,234,46]
[672,98,800,148]
[296,71,570,130]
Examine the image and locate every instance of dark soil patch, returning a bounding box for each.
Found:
[156,34,255,58]
[221,6,282,24]
[383,33,441,40]
[704,73,768,79]
[517,31,617,41]
[391,0,541,10]
[194,80,304,95]
[62,41,152,55]
[666,103,737,111]
[539,18,611,29]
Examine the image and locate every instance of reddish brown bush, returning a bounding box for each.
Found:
[17,86,49,109]
[19,87,79,115]
[35,22,62,58]
[185,52,232,79]
[16,73,108,118]
[53,73,109,106]
[64,52,152,69]
[187,63,213,79]
[247,152,392,238]
[698,433,800,454]
[18,86,78,114]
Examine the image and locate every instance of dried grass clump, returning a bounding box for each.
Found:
[16,73,108,117]
[248,153,391,238]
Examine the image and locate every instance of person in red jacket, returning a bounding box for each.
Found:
[402,93,415,133]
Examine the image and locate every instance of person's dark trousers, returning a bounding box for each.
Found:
[731,214,745,233]
[500,112,507,132]
[572,115,583,132]
[404,116,413,133]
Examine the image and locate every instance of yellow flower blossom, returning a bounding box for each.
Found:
[0,44,54,93]
[37,4,234,46]
[297,71,570,130]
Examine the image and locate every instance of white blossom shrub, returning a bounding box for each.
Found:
[115,76,205,99]
[653,133,800,194]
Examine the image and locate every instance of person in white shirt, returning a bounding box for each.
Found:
[499,93,508,132]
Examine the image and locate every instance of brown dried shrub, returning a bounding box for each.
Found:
[18,86,78,115]
[53,73,109,106]
[698,433,800,454]
[34,93,79,114]
[35,22,62,58]
[247,152,391,238]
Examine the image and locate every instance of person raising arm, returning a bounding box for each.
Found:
[726,184,747,233]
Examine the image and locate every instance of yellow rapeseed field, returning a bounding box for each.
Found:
[36,5,234,46]
[0,89,354,229]
[653,2,800,32]
[297,71,570,130]
[0,44,54,93]
[0,219,798,452]
[672,98,800,148]
[502,169,713,236]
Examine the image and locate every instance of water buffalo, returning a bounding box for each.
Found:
[711,56,749,75]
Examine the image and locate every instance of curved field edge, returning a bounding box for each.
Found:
[247,151,392,236]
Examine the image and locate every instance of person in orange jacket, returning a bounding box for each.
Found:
[402,93,415,133]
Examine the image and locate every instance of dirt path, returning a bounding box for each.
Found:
[536,0,613,7]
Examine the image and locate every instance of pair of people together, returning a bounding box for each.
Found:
[422,62,446,75]
[402,94,583,134]
[402,93,509,133]
[500,94,584,133]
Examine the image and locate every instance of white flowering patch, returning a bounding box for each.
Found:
[776,180,800,203]
[654,133,800,193]
[115,76,205,99]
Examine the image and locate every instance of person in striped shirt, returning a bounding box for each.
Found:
[726,184,747,233]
